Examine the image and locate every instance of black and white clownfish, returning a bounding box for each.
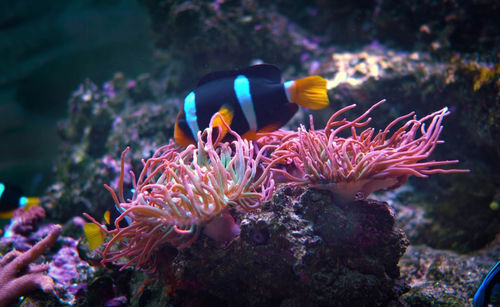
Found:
[174,64,330,146]
[0,182,39,220]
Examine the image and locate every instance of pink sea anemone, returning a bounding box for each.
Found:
[85,114,274,271]
[258,99,469,204]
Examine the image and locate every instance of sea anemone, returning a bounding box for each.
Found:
[258,99,469,204]
[85,114,274,271]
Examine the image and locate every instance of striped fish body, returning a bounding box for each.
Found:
[174,64,328,146]
[0,182,39,219]
[0,182,24,213]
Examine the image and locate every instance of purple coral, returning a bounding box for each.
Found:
[11,206,46,236]
[0,224,61,306]
[49,236,89,305]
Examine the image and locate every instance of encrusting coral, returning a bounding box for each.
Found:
[0,224,61,306]
[258,99,469,204]
[85,114,275,271]
[10,206,46,236]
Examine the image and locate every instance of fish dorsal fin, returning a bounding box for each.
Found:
[104,210,111,225]
[197,69,240,87]
[197,64,282,87]
[240,64,282,83]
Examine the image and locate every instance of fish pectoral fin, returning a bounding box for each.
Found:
[243,123,281,140]
[241,130,258,140]
[83,223,105,250]
[289,76,329,110]
[210,105,234,139]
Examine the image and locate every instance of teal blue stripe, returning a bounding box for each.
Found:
[184,91,199,139]
[234,75,258,131]
[284,80,294,102]
[19,196,27,207]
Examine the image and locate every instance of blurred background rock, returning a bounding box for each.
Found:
[2,0,498,196]
[0,0,154,195]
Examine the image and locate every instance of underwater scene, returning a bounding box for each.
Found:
[0,0,499,306]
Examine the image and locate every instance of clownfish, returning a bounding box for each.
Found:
[0,182,39,220]
[174,64,329,146]
[474,261,500,307]
[83,188,134,250]
[83,205,133,250]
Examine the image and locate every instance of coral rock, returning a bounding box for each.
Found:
[167,186,409,306]
[0,224,61,306]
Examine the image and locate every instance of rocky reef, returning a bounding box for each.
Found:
[1,0,499,306]
[38,47,496,307]
[165,186,408,306]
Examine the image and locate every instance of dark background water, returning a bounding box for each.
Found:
[0,0,154,195]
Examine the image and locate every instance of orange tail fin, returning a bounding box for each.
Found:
[287,76,329,110]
